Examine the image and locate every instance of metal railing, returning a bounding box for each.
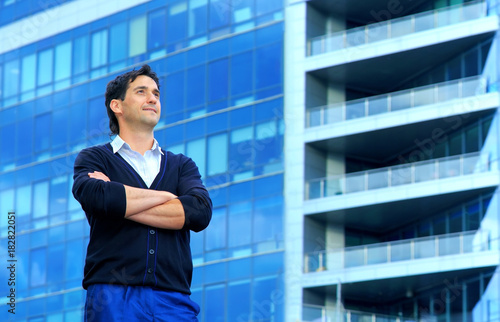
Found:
[304,229,490,273]
[303,304,416,322]
[305,152,489,200]
[306,76,486,128]
[308,1,486,56]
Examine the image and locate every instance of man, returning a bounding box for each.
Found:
[72,65,212,321]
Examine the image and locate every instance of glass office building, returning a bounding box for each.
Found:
[286,0,500,321]
[1,0,500,321]
[0,0,285,321]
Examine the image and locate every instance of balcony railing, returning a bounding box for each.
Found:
[306,75,486,128]
[303,304,415,322]
[304,229,490,273]
[307,1,486,56]
[305,152,489,200]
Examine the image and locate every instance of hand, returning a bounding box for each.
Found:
[88,171,110,182]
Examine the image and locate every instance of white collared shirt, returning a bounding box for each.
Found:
[111,135,164,188]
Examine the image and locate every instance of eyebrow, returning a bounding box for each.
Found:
[133,85,160,94]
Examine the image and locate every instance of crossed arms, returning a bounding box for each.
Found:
[72,148,212,232]
[88,171,185,230]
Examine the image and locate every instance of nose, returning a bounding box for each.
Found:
[147,92,158,104]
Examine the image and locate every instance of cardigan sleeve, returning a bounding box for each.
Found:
[72,147,127,219]
[176,155,213,232]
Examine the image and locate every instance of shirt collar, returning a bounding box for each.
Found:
[111,135,164,155]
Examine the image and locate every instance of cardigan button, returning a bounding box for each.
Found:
[149,249,155,255]
[147,268,153,274]
[149,230,155,234]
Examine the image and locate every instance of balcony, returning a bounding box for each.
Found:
[303,304,413,322]
[306,76,486,128]
[305,152,491,200]
[304,230,490,273]
[308,1,486,56]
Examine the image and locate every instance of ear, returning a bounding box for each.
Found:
[110,99,123,116]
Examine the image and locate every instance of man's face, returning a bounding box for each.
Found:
[118,75,161,130]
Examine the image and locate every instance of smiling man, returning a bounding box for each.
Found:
[72,65,212,321]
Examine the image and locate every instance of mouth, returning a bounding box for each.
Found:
[142,106,157,113]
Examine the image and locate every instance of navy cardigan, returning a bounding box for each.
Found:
[72,143,212,294]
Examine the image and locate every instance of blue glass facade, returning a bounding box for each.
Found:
[0,0,285,320]
[0,0,76,28]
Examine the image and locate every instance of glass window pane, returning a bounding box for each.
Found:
[466,202,480,230]
[1,124,15,164]
[190,229,204,256]
[16,185,31,217]
[231,51,253,96]
[33,181,49,218]
[208,58,228,102]
[69,101,86,143]
[187,138,206,178]
[3,59,19,97]
[91,30,108,68]
[208,133,227,175]
[35,113,51,152]
[255,121,281,165]
[0,189,14,232]
[186,65,205,108]
[37,49,54,86]
[0,64,2,99]
[68,174,81,212]
[47,245,63,285]
[165,71,185,114]
[253,196,282,244]
[231,31,254,54]
[255,0,281,15]
[129,15,147,57]
[189,0,208,37]
[52,108,68,147]
[88,97,107,136]
[464,48,478,77]
[168,143,185,155]
[449,209,462,233]
[209,0,230,30]
[205,207,226,251]
[21,54,36,91]
[30,248,47,287]
[447,55,461,81]
[205,284,225,321]
[254,174,282,198]
[55,41,72,81]
[73,35,89,75]
[465,125,479,153]
[228,281,250,321]
[168,2,188,44]
[16,117,33,159]
[256,42,281,89]
[252,276,279,321]
[110,22,127,63]
[50,175,68,215]
[233,0,253,23]
[148,10,167,50]
[449,133,462,156]
[228,257,250,280]
[228,201,251,247]
[230,126,253,169]
[66,239,83,280]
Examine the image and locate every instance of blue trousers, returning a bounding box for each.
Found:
[84,284,200,322]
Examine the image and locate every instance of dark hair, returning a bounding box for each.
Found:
[104,64,160,135]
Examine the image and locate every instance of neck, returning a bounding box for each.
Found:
[119,130,155,155]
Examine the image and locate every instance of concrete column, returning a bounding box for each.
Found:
[284,1,308,321]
